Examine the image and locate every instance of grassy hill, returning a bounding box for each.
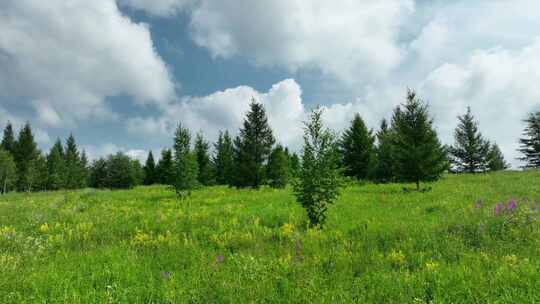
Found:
[1,171,539,303]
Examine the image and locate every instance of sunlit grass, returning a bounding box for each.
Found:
[0,171,539,303]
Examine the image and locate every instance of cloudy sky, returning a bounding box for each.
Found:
[1,0,539,166]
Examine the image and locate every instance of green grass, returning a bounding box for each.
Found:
[1,171,539,303]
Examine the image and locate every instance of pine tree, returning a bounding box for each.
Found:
[518,112,540,169]
[194,132,214,186]
[47,139,66,190]
[64,134,84,189]
[289,152,301,178]
[266,145,291,188]
[143,150,156,185]
[15,122,39,192]
[487,143,509,171]
[213,131,234,185]
[339,113,375,180]
[173,123,199,198]
[449,107,491,173]
[156,149,175,185]
[1,122,16,156]
[391,90,448,191]
[80,150,89,187]
[233,99,275,188]
[293,108,342,227]
[373,119,395,183]
[0,149,17,194]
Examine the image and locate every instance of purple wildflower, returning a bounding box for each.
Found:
[507,199,518,212]
[216,255,224,263]
[494,203,505,215]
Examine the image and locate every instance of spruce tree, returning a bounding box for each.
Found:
[0,149,17,194]
[15,122,39,191]
[31,154,49,191]
[518,112,540,169]
[391,90,447,191]
[80,150,89,187]
[143,150,156,185]
[156,149,175,185]
[293,108,342,227]
[64,134,84,189]
[233,99,275,188]
[1,122,16,156]
[173,123,199,198]
[47,139,66,190]
[449,107,491,173]
[89,158,108,188]
[289,152,301,178]
[213,131,234,185]
[194,132,214,186]
[487,143,509,171]
[339,113,375,180]
[373,119,395,183]
[266,145,290,188]
[131,159,145,186]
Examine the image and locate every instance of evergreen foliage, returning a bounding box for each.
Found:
[266,145,290,188]
[294,108,342,227]
[156,149,175,185]
[0,149,17,194]
[14,122,40,192]
[487,143,509,172]
[233,99,275,188]
[390,90,448,190]
[143,151,156,185]
[518,112,540,168]
[449,107,491,173]
[194,132,214,186]
[173,123,199,198]
[373,119,395,183]
[339,113,375,180]
[289,152,301,178]
[47,139,66,190]
[213,131,234,185]
[1,122,16,156]
[64,134,85,189]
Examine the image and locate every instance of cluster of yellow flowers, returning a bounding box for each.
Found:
[130,229,173,247]
[0,225,17,240]
[388,249,406,268]
[280,223,295,238]
[0,253,20,271]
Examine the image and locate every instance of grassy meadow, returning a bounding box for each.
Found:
[1,171,539,303]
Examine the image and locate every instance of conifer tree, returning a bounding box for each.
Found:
[391,90,447,191]
[294,108,342,227]
[233,99,275,188]
[1,122,16,156]
[143,150,156,185]
[213,131,234,185]
[0,149,16,194]
[339,113,375,180]
[104,152,137,189]
[64,134,84,189]
[487,143,509,171]
[15,122,39,191]
[518,112,540,169]
[266,145,290,188]
[131,159,144,186]
[89,158,108,188]
[289,152,301,178]
[373,119,395,183]
[47,139,66,190]
[194,132,214,186]
[80,150,89,187]
[173,123,199,198]
[31,154,49,191]
[449,107,491,173]
[156,149,175,185]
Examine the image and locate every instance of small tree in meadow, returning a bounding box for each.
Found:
[487,143,509,171]
[339,113,375,181]
[449,107,491,173]
[391,89,447,191]
[143,150,156,185]
[173,123,199,198]
[194,132,214,186]
[156,149,175,185]
[294,108,342,227]
[266,144,290,188]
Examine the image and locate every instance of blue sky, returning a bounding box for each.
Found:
[1,1,540,167]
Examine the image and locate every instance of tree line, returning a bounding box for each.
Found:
[1,89,539,199]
